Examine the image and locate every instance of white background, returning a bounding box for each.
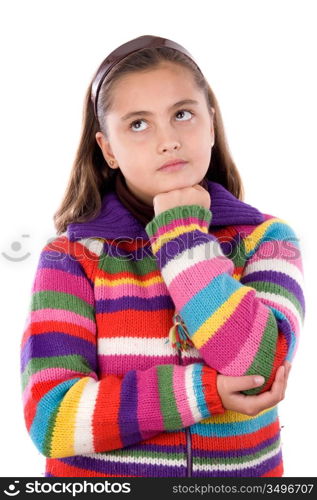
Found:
[0,0,316,477]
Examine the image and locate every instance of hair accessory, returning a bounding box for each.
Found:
[91,34,203,119]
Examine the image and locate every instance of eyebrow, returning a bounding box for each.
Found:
[120,99,199,121]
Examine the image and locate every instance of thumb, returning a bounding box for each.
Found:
[227,374,265,392]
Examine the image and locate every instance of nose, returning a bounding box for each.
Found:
[161,142,180,152]
[157,123,181,153]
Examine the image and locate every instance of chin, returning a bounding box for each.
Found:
[171,178,196,189]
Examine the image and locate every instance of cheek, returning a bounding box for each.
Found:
[187,125,210,146]
[116,145,142,170]
[119,162,150,182]
[190,145,211,164]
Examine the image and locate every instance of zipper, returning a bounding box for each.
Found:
[177,336,192,477]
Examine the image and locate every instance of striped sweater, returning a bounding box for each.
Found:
[20,180,305,477]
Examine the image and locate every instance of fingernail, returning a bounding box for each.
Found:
[254,376,265,385]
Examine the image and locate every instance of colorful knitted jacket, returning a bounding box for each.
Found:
[20,180,305,477]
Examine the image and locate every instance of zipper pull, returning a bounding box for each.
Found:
[166,312,195,351]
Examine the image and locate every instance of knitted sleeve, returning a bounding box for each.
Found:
[20,238,224,459]
[145,204,305,396]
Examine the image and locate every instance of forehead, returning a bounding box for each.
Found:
[109,63,203,113]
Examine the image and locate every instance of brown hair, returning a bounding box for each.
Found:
[53,46,244,235]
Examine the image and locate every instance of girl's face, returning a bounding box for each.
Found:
[95,62,215,205]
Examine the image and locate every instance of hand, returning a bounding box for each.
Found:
[216,360,292,416]
[153,184,211,217]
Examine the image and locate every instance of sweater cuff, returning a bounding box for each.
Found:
[145,205,212,255]
[201,366,225,415]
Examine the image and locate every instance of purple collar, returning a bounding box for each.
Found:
[67,180,264,242]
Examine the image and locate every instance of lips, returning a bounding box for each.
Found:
[159,160,187,170]
[158,162,187,173]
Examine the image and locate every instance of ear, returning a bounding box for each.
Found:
[95,132,117,167]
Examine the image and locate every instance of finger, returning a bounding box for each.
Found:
[280,362,291,399]
[283,360,292,371]
[193,184,206,192]
[281,368,288,400]
[242,366,286,415]
[227,374,266,393]
[262,365,286,405]
[281,364,291,399]
[270,365,285,398]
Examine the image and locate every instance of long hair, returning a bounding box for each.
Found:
[53,46,244,235]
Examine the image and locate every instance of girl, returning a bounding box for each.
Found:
[20,35,304,478]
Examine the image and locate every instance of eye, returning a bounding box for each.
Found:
[175,109,194,121]
[129,119,147,132]
[129,109,194,132]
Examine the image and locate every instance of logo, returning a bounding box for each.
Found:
[3,481,20,496]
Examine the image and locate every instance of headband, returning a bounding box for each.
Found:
[90,34,203,119]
